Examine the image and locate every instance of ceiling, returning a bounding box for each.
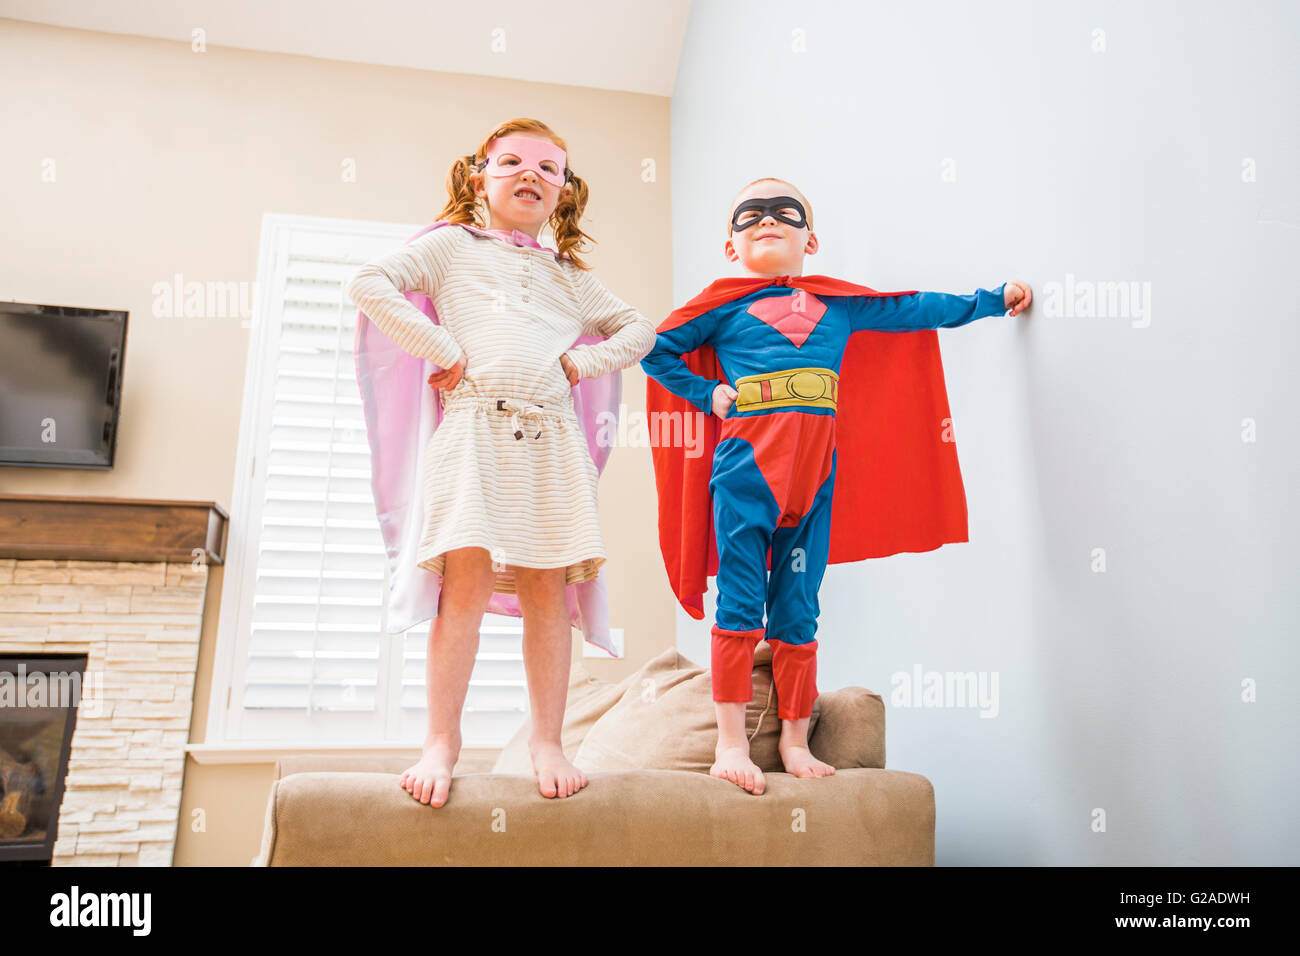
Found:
[0,0,693,96]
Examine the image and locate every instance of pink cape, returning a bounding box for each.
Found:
[353,220,621,655]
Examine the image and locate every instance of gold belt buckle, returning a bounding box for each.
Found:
[733,367,838,412]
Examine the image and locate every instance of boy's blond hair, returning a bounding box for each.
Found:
[727,178,815,235]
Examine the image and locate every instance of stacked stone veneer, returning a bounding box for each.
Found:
[0,558,207,865]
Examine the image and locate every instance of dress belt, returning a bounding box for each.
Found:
[440,377,576,440]
[493,397,562,440]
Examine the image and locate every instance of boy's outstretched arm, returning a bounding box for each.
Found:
[640,308,726,414]
[848,279,1031,332]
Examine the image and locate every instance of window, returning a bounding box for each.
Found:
[207,213,529,749]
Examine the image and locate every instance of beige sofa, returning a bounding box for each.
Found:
[253,644,935,865]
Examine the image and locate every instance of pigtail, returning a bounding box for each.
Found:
[550,171,596,270]
[437,153,486,226]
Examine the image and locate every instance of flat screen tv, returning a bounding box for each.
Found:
[0,301,128,469]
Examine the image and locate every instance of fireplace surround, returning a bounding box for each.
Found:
[0,495,227,865]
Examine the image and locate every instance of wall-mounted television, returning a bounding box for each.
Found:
[0,301,128,469]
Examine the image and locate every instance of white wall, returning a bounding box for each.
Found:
[670,0,1298,864]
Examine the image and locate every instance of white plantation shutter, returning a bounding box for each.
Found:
[217,214,528,748]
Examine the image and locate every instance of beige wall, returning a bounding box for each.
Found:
[0,19,674,865]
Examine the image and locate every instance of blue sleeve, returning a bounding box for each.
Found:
[639,308,725,414]
[847,283,1007,332]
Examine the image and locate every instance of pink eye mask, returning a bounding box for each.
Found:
[482,135,569,188]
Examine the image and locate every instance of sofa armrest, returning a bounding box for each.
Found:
[254,767,933,866]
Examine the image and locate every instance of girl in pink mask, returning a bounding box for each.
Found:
[346,118,655,807]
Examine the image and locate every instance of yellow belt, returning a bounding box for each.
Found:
[733,367,838,412]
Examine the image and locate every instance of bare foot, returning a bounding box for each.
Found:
[711,744,766,794]
[779,743,836,779]
[529,742,588,799]
[399,735,459,806]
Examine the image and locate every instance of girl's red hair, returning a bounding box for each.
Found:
[438,117,595,269]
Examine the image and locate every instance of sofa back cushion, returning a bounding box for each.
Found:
[807,686,886,769]
[491,657,634,775]
[572,643,820,774]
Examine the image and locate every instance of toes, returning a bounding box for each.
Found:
[431,777,450,807]
[539,774,558,798]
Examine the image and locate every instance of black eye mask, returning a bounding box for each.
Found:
[731,196,808,232]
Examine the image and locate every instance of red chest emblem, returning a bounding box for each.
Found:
[746,292,827,348]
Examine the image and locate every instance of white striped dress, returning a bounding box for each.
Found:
[345,223,656,593]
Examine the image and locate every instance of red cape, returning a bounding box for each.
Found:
[646,275,971,620]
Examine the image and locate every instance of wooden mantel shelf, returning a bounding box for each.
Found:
[0,494,228,565]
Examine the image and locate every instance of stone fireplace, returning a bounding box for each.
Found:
[0,495,227,865]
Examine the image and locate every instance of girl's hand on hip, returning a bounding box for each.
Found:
[559,353,580,387]
[428,358,466,392]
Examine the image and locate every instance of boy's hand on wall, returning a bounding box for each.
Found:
[427,358,466,392]
[1004,279,1033,316]
[559,353,580,387]
[712,382,737,418]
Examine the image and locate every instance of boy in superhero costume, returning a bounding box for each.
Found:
[642,178,1031,794]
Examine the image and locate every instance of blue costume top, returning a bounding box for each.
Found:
[641,284,1007,415]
